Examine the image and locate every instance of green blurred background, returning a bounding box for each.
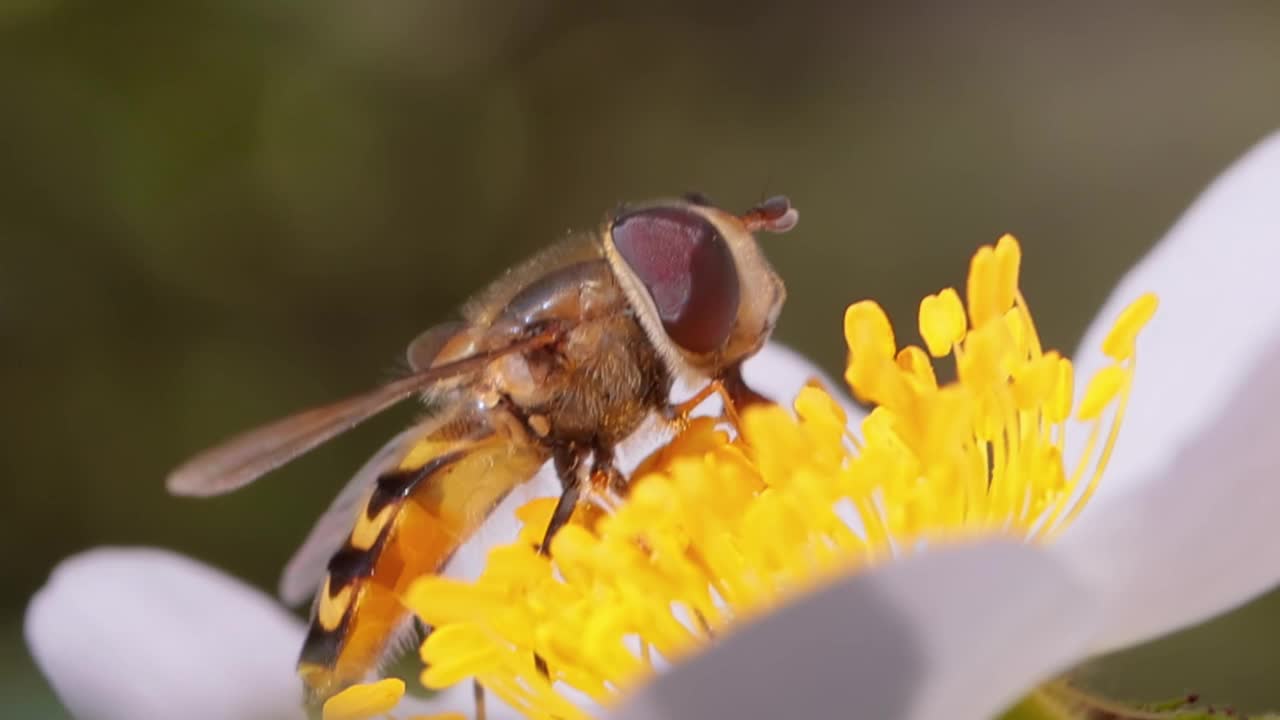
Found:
[3,1,1280,716]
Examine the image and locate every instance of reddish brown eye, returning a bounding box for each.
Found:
[611,206,740,353]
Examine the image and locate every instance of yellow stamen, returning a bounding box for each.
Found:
[1078,366,1129,421]
[342,234,1155,720]
[896,345,939,391]
[919,287,967,357]
[322,678,405,720]
[1102,292,1159,361]
[965,233,1021,327]
[844,299,897,360]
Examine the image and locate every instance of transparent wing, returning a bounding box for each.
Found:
[277,424,424,607]
[165,330,558,497]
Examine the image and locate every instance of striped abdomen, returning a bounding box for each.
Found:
[297,411,548,701]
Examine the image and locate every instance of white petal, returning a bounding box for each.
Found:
[27,548,529,719]
[1063,333,1280,651]
[610,541,1097,720]
[1072,130,1280,508]
[1062,130,1280,650]
[26,547,306,720]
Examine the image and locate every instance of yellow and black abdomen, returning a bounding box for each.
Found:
[297,410,548,701]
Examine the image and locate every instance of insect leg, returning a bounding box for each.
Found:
[473,678,487,720]
[720,361,771,409]
[532,444,595,681]
[665,380,724,425]
[538,445,588,555]
[589,446,627,499]
[665,366,769,432]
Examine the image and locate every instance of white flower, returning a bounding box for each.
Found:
[617,129,1280,719]
[26,130,1280,720]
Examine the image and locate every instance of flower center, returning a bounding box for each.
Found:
[845,234,1156,541]
[347,235,1156,720]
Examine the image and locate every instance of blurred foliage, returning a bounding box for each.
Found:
[1003,685,1280,720]
[3,1,1280,717]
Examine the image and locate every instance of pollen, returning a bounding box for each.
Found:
[395,235,1156,720]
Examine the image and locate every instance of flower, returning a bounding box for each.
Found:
[26,130,1280,720]
[612,130,1280,719]
[400,232,1156,720]
[401,233,1162,712]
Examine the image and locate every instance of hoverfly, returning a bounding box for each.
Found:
[166,194,798,705]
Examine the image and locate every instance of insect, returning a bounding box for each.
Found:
[166,194,798,706]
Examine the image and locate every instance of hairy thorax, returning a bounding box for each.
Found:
[486,281,672,448]
[429,236,676,453]
[538,311,671,446]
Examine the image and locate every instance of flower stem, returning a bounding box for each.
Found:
[1005,680,1271,720]
[1001,689,1077,720]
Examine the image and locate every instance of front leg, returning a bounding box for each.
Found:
[533,443,593,681]
[538,444,588,555]
[720,361,771,410]
[539,443,627,554]
[663,362,770,433]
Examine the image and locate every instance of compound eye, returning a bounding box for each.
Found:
[610,206,740,354]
